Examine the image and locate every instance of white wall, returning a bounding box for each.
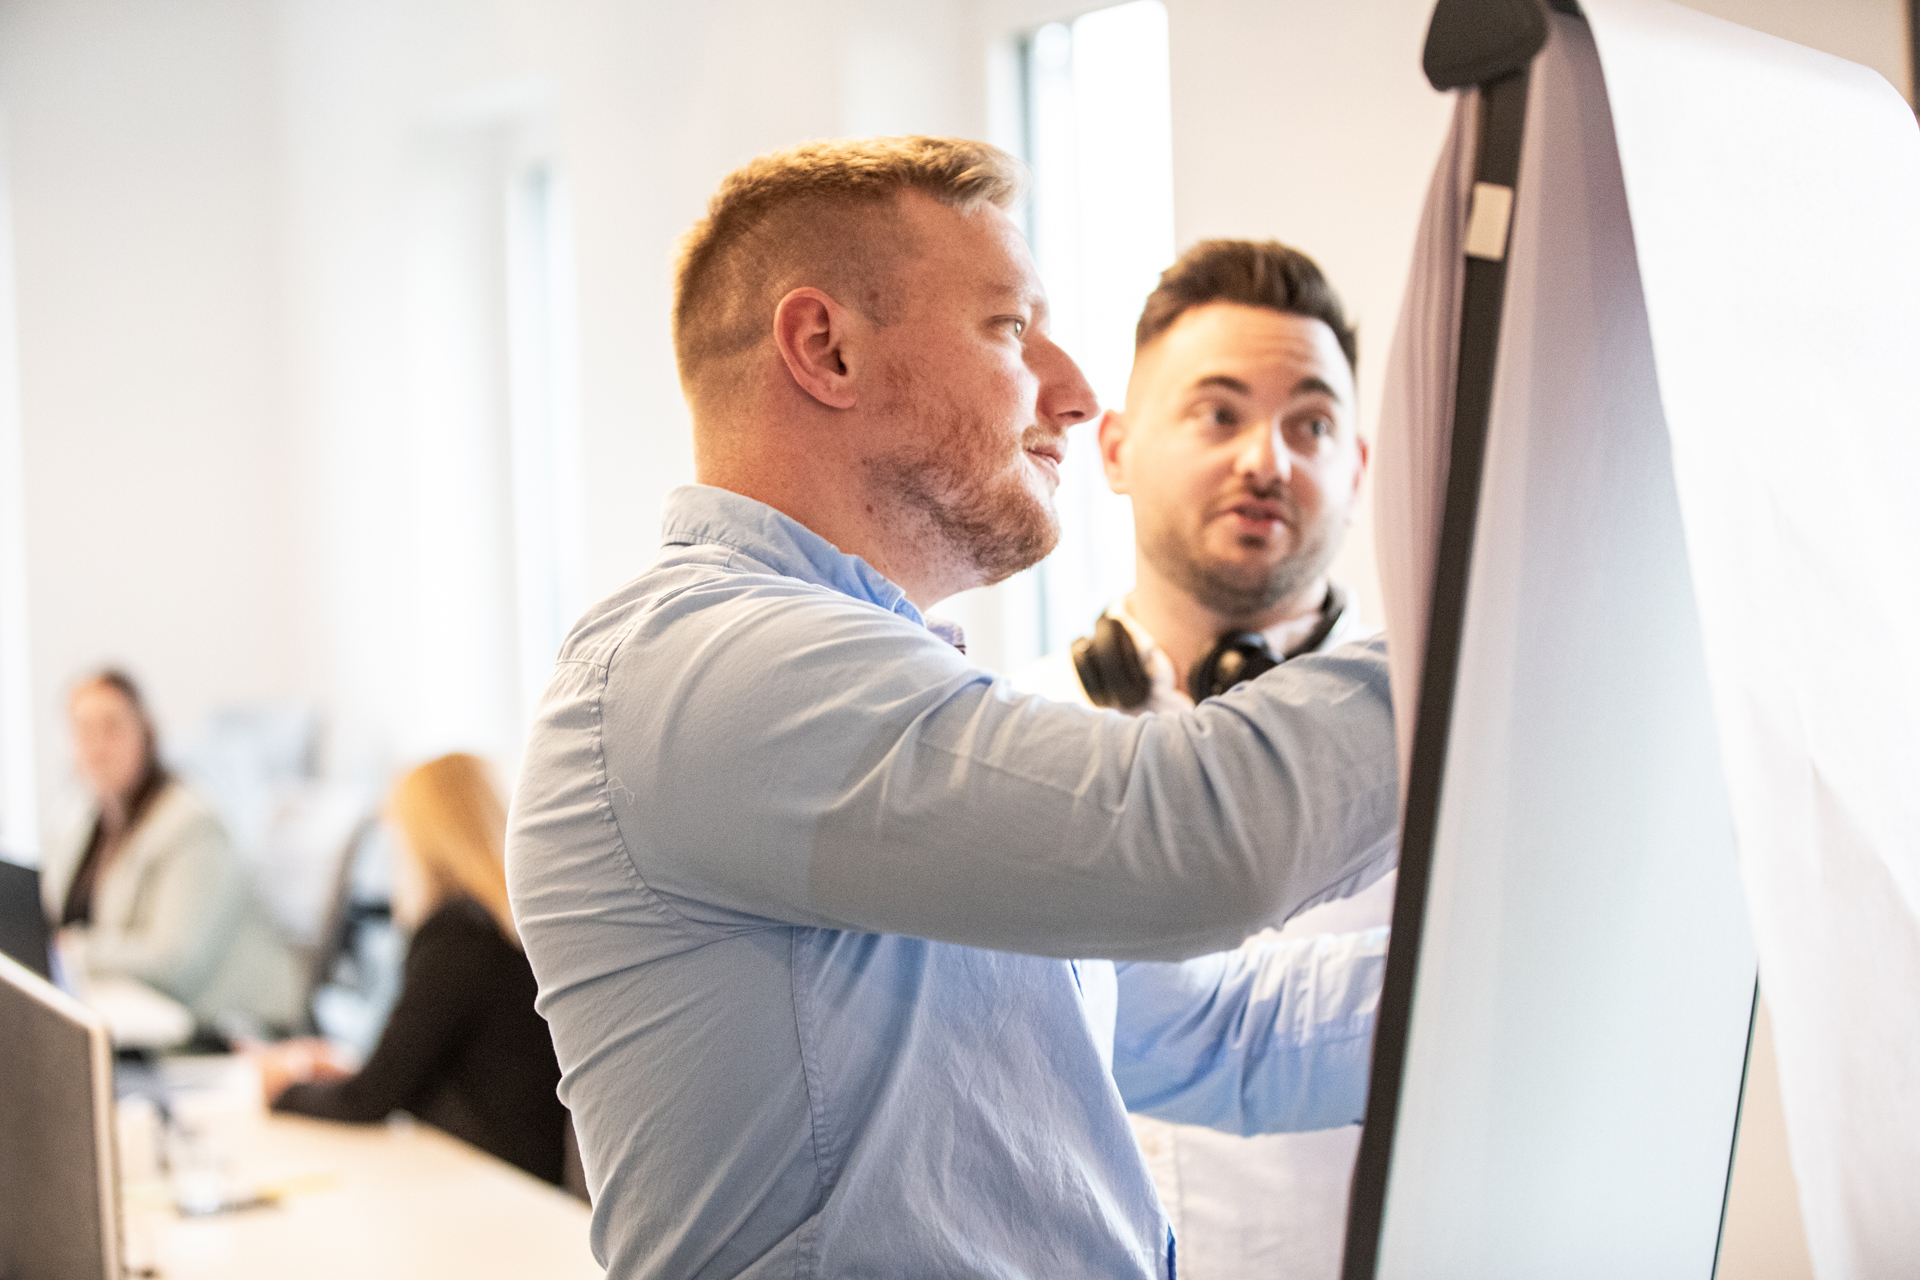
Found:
[1684,0,1911,100]
[0,117,35,856]
[0,0,298,850]
[270,0,986,786]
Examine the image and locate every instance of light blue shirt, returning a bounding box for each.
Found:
[507,485,1398,1279]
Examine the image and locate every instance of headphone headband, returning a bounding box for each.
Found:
[1073,585,1347,711]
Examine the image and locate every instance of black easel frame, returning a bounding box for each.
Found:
[1338,2,1556,1275]
[1909,0,1919,115]
[1339,5,1796,1272]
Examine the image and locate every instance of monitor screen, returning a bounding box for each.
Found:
[0,858,53,981]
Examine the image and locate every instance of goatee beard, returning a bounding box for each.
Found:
[1144,504,1338,622]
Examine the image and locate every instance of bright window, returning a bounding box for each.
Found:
[1026,0,1174,655]
[950,1,1173,674]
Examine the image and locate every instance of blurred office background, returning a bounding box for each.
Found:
[0,0,1907,868]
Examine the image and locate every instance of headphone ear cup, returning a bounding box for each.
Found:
[1071,615,1154,710]
[1187,632,1281,703]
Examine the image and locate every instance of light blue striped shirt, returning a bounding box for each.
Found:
[507,485,1398,1278]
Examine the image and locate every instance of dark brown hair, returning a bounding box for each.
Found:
[77,668,168,816]
[1135,239,1357,372]
[61,669,171,925]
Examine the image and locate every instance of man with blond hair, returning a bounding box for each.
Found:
[508,137,1398,1279]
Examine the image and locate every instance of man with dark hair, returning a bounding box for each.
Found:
[509,143,1397,1279]
[1030,238,1370,709]
[1136,237,1358,363]
[1016,238,1390,1280]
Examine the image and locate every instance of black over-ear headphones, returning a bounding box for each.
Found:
[1070,584,1347,711]
[1185,632,1282,703]
[1070,616,1154,710]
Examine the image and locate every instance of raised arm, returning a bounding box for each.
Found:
[573,579,1397,962]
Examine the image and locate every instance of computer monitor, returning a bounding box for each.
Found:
[0,950,123,1280]
[0,857,53,980]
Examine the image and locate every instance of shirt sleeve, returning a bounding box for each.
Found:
[274,907,487,1123]
[572,579,1399,962]
[1110,926,1390,1135]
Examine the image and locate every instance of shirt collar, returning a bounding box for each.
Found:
[1114,584,1345,658]
[659,484,925,626]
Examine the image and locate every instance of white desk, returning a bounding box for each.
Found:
[119,1059,601,1279]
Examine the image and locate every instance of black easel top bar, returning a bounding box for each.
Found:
[1423,0,1549,89]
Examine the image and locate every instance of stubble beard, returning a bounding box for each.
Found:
[1141,492,1343,623]
[865,368,1061,594]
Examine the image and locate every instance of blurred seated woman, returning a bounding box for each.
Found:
[41,669,301,1030]
[255,752,566,1186]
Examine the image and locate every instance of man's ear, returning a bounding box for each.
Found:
[1344,434,1372,523]
[773,287,860,410]
[1097,409,1131,494]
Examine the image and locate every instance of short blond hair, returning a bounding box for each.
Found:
[672,136,1026,405]
[388,753,519,947]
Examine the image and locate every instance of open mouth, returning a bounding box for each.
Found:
[1222,499,1290,535]
[1232,499,1287,520]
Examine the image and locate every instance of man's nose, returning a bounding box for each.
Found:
[1032,336,1099,430]
[1236,421,1291,488]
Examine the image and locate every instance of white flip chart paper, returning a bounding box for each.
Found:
[1584,1,1920,1273]
[1373,15,1755,1275]
[1372,2,1920,1275]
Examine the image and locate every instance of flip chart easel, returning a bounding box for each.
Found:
[1342,1,1920,1276]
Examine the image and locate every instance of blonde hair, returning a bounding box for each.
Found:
[671,135,1026,408]
[387,753,519,947]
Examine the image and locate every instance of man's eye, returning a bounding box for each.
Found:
[1309,416,1333,438]
[1004,317,1027,337]
[1204,405,1239,428]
